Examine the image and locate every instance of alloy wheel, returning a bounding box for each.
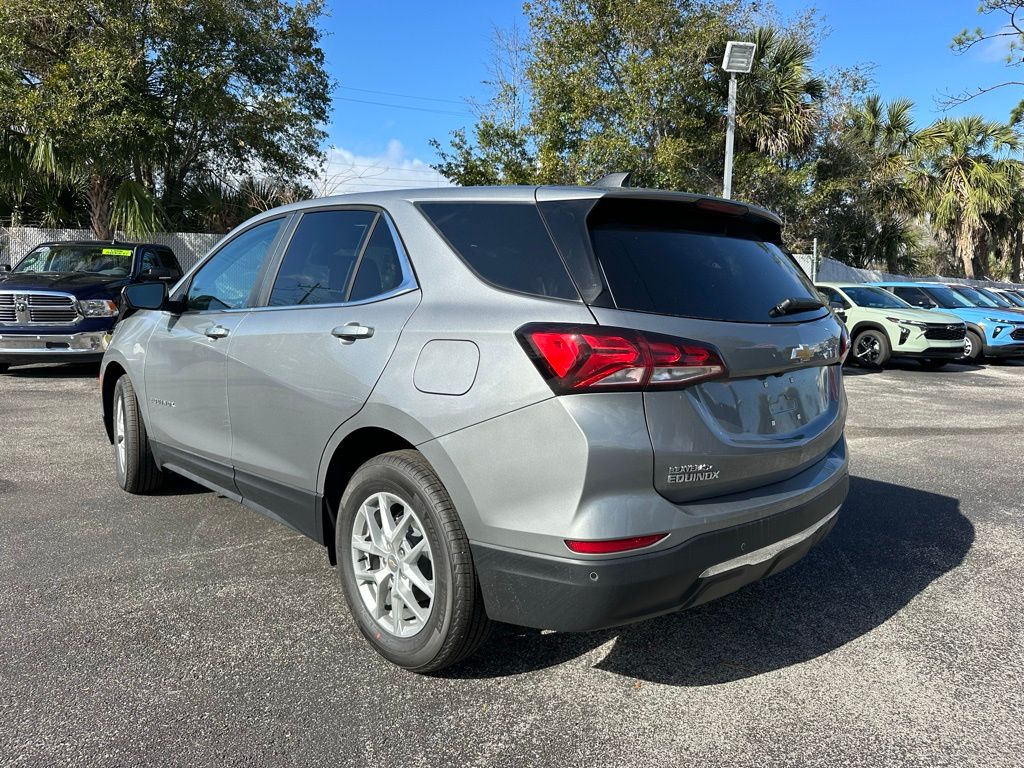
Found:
[855,335,881,365]
[114,393,127,475]
[350,491,435,638]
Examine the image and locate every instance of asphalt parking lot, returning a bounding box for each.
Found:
[1,360,1023,767]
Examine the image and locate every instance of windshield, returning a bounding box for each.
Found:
[922,286,976,309]
[951,285,999,308]
[1000,291,1024,307]
[13,244,135,276]
[841,286,910,309]
[976,288,1014,308]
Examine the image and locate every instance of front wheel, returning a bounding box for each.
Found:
[963,331,983,361]
[112,376,163,494]
[852,329,891,368]
[918,358,949,370]
[336,450,491,673]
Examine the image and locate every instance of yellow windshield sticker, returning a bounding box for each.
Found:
[101,248,132,256]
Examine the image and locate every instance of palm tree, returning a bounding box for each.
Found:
[918,116,1020,278]
[736,26,827,158]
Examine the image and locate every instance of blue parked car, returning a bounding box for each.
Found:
[869,281,1024,361]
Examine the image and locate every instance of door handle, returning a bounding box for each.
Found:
[331,323,374,342]
[204,325,230,339]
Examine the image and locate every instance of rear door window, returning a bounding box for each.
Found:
[419,202,578,300]
[269,210,376,307]
[588,201,823,323]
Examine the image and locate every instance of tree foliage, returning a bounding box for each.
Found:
[432,0,1024,280]
[0,0,331,238]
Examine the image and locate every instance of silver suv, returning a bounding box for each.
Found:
[100,186,850,672]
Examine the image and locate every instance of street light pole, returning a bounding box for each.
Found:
[723,73,738,199]
[720,40,756,200]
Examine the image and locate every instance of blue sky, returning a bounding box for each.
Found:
[319,1,1021,191]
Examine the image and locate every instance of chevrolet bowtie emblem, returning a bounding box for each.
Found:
[790,344,814,363]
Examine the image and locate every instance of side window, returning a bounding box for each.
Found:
[419,202,578,300]
[893,286,926,306]
[186,218,284,311]
[140,248,160,273]
[158,248,183,277]
[819,287,845,307]
[349,219,406,301]
[269,210,377,307]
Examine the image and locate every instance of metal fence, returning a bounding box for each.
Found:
[797,255,1024,291]
[0,226,222,271]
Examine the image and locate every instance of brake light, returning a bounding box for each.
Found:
[696,198,748,216]
[565,534,667,554]
[517,323,727,393]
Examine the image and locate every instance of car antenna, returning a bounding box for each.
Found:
[592,171,633,188]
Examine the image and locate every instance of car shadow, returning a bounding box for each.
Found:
[842,360,984,375]
[446,476,972,685]
[4,363,101,379]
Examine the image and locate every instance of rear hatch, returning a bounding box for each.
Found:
[539,191,846,503]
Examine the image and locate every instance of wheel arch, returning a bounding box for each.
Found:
[100,360,129,444]
[849,320,890,342]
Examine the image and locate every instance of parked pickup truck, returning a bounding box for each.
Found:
[0,240,183,372]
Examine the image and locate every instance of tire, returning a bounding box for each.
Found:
[336,449,491,673]
[918,358,949,370]
[852,329,891,368]
[112,375,163,494]
[963,331,984,361]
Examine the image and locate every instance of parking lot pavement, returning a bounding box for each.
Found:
[1,361,1023,768]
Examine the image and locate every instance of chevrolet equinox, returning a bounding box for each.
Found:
[100,185,850,672]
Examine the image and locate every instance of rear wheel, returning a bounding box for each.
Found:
[112,376,163,494]
[852,329,890,368]
[918,358,949,370]
[963,331,983,361]
[336,449,491,673]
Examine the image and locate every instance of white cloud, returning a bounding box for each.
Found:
[314,139,450,196]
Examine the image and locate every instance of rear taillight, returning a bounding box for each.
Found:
[517,323,727,393]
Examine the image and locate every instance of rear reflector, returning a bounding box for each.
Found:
[565,534,668,554]
[517,323,727,393]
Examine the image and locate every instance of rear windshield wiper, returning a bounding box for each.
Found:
[769,297,824,318]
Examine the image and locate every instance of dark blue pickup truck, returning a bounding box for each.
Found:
[0,240,182,371]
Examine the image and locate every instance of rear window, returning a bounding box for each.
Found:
[588,201,823,323]
[419,202,578,300]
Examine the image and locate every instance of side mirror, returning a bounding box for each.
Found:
[828,300,846,311]
[122,281,169,311]
[1,264,10,272]
[141,266,176,280]
[921,301,937,309]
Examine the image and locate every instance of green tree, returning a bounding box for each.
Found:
[918,116,1020,278]
[0,0,330,238]
[812,96,928,272]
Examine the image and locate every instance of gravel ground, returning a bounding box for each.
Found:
[1,359,1022,767]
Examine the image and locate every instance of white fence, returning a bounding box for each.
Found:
[0,226,222,272]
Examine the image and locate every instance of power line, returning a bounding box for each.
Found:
[335,96,472,117]
[339,85,467,106]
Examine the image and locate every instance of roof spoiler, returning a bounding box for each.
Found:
[592,171,633,188]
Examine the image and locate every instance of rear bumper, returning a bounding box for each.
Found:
[0,330,110,365]
[472,469,848,632]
